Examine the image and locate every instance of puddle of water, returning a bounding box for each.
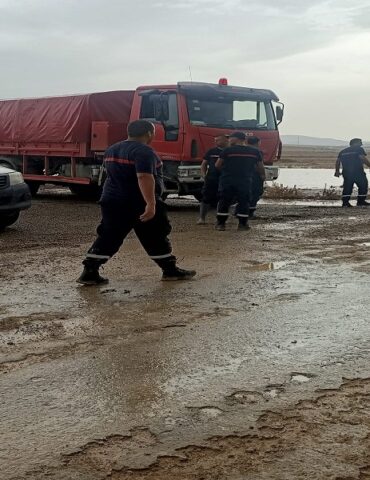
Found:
[261,199,341,207]
[230,391,262,404]
[291,374,311,383]
[263,389,280,399]
[245,263,274,272]
[244,261,288,272]
[277,168,343,189]
[197,407,223,419]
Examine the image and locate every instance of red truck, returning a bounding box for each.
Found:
[0,79,284,198]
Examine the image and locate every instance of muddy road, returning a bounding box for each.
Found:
[1,190,370,479]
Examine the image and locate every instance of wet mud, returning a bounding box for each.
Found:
[1,192,370,479]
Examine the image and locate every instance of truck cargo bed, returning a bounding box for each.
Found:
[0,90,134,157]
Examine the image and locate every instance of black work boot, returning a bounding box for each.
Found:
[249,208,257,219]
[77,260,108,285]
[237,222,251,231]
[215,223,226,231]
[342,202,352,208]
[357,200,370,207]
[162,267,197,281]
[156,257,196,281]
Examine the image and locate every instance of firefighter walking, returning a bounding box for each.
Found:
[335,138,370,207]
[215,132,265,231]
[77,120,196,285]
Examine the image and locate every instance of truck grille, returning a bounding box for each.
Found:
[0,175,8,189]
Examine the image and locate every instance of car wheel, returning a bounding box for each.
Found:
[26,182,40,196]
[0,211,20,230]
[69,184,101,200]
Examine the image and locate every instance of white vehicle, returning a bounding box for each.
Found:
[0,164,31,230]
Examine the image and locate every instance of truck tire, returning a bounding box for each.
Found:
[0,211,20,231]
[26,182,40,196]
[69,184,101,200]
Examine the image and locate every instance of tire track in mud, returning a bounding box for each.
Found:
[22,378,370,480]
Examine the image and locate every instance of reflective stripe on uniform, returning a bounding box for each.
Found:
[236,214,249,218]
[86,253,111,260]
[104,157,135,165]
[217,212,229,216]
[149,253,173,260]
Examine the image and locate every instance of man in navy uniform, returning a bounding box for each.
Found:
[197,134,229,224]
[215,131,265,231]
[335,138,370,207]
[78,120,196,285]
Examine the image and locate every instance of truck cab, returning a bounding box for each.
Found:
[133,80,284,198]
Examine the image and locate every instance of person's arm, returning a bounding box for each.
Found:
[135,147,157,222]
[201,159,208,177]
[215,149,226,170]
[137,173,156,222]
[215,158,223,170]
[360,155,370,168]
[334,156,341,177]
[256,161,266,181]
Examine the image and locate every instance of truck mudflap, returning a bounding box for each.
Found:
[265,166,279,181]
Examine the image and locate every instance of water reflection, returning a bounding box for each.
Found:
[277,168,344,189]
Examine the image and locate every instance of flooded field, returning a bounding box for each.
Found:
[277,168,341,189]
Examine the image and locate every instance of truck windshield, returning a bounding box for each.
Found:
[186,96,276,130]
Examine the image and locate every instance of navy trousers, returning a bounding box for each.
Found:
[85,199,174,265]
[217,179,252,225]
[342,172,368,204]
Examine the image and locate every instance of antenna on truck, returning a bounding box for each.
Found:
[188,66,193,82]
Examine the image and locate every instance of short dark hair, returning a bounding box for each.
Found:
[229,131,246,141]
[350,138,362,146]
[247,136,260,146]
[127,120,154,138]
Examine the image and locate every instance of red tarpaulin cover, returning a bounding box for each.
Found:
[0,90,135,144]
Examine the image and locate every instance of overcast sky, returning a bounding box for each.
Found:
[1,0,370,139]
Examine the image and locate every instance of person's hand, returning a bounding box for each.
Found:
[140,203,156,222]
[334,171,340,178]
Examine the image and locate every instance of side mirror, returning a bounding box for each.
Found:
[154,94,170,123]
[276,105,284,124]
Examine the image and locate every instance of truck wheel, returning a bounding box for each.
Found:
[26,182,40,196]
[0,211,20,231]
[69,184,101,200]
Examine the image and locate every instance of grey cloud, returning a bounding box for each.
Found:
[0,0,369,138]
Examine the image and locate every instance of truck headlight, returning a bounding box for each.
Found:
[178,169,189,177]
[188,168,201,176]
[8,172,25,186]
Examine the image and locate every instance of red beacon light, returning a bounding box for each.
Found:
[219,78,228,86]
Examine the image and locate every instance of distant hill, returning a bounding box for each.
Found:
[282,135,347,147]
